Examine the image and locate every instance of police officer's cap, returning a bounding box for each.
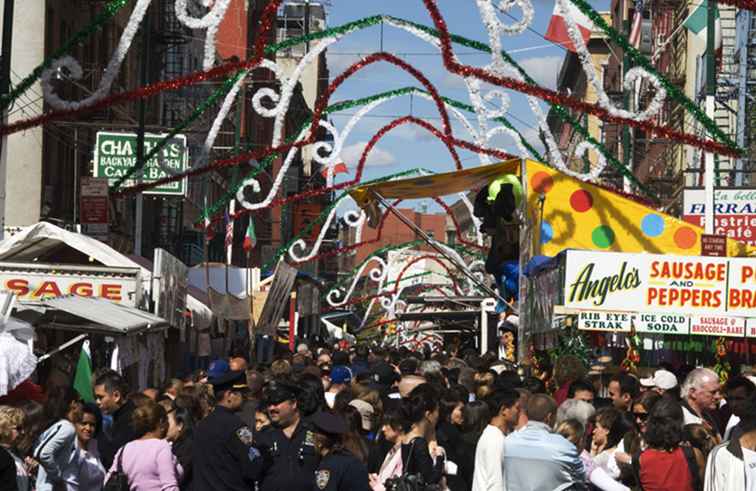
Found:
[310,411,347,436]
[264,380,301,405]
[210,370,248,393]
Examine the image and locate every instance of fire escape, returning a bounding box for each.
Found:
[734,9,756,186]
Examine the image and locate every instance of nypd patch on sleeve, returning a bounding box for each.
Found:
[315,470,330,489]
[236,426,254,446]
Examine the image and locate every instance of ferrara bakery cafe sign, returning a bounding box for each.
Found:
[563,250,756,337]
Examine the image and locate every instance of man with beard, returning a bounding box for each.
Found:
[257,380,320,491]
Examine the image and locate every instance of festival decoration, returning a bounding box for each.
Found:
[620,324,641,374]
[713,337,731,385]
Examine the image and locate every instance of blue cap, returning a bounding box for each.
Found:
[330,365,352,385]
[208,359,230,379]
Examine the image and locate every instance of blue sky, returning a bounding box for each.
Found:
[320,0,611,205]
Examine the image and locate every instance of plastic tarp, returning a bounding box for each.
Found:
[349,159,519,226]
[349,159,754,257]
[522,160,755,257]
[188,264,261,321]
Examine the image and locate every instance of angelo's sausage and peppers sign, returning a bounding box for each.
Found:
[564,250,756,317]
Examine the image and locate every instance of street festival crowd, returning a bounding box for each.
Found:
[1,337,756,491]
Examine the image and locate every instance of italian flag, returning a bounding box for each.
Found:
[243,218,257,253]
[545,2,595,53]
[683,0,721,50]
[73,340,94,403]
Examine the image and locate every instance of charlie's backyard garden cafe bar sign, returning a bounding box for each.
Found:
[561,250,756,337]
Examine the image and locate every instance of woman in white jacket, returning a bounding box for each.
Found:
[32,387,82,491]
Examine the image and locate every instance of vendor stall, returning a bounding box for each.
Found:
[525,249,756,373]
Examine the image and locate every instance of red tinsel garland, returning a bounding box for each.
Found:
[420,0,741,158]
[0,0,285,136]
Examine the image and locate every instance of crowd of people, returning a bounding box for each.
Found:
[0,341,755,491]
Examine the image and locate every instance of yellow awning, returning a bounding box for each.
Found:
[349,159,520,225]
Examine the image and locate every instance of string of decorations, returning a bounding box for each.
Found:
[0,0,132,111]
[565,0,738,150]
[420,0,742,158]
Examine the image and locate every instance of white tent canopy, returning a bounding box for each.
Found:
[0,222,212,328]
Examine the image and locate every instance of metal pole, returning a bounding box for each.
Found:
[134,5,151,255]
[704,0,717,234]
[0,0,14,239]
[622,18,632,193]
[372,191,511,307]
[73,127,78,225]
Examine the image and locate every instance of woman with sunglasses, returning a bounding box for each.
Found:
[73,403,105,491]
[0,405,28,491]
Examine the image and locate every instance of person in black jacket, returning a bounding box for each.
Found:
[192,371,264,491]
[160,398,196,491]
[0,445,17,491]
[398,384,445,487]
[93,370,136,470]
[311,411,370,491]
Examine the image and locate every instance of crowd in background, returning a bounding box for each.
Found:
[0,340,755,491]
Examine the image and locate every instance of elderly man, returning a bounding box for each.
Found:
[681,367,722,438]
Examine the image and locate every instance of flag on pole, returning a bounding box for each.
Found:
[320,162,349,178]
[73,340,94,403]
[628,1,644,49]
[243,218,257,252]
[224,210,233,251]
[683,0,721,49]
[544,2,595,53]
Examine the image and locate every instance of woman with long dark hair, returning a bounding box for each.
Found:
[397,384,444,487]
[369,408,405,491]
[32,386,82,490]
[635,399,704,491]
[158,398,195,491]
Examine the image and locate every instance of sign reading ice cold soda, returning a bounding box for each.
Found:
[564,250,755,316]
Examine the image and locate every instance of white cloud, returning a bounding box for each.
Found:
[516,55,563,90]
[340,141,396,167]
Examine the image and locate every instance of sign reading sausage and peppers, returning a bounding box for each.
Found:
[564,250,756,317]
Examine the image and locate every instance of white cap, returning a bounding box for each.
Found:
[643,369,677,390]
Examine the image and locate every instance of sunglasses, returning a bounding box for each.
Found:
[633,412,648,421]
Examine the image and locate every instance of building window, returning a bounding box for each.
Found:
[447,231,456,245]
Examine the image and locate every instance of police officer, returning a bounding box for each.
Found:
[257,380,321,491]
[310,411,370,491]
[192,370,263,490]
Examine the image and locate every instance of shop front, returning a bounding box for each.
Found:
[526,250,756,371]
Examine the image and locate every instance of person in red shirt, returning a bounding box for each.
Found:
[635,398,705,491]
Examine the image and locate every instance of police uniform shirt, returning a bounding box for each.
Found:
[313,451,370,491]
[257,419,321,491]
[192,406,263,491]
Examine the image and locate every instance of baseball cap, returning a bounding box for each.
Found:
[641,369,677,390]
[208,359,230,379]
[331,366,352,385]
[348,399,375,431]
[369,363,399,387]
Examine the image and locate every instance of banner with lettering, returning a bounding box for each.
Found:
[564,250,756,317]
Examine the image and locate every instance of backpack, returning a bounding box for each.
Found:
[632,446,702,491]
[103,444,130,491]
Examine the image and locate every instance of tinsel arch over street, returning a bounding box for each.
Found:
[7,0,756,341]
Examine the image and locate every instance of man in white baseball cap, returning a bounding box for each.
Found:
[640,369,678,396]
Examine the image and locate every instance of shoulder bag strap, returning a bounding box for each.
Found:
[402,438,417,476]
[117,443,127,475]
[631,450,643,491]
[681,445,702,491]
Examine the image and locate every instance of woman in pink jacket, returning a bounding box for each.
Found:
[105,401,182,491]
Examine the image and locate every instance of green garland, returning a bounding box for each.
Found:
[0,0,133,111]
[568,0,739,151]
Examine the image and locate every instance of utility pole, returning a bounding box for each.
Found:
[703,0,717,234]
[0,0,14,240]
[622,17,632,193]
[134,5,151,255]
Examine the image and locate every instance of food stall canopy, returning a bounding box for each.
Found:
[349,159,755,257]
[40,296,168,336]
[0,223,212,326]
[349,159,519,226]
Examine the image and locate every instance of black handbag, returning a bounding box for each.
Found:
[103,444,130,491]
[384,439,442,491]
